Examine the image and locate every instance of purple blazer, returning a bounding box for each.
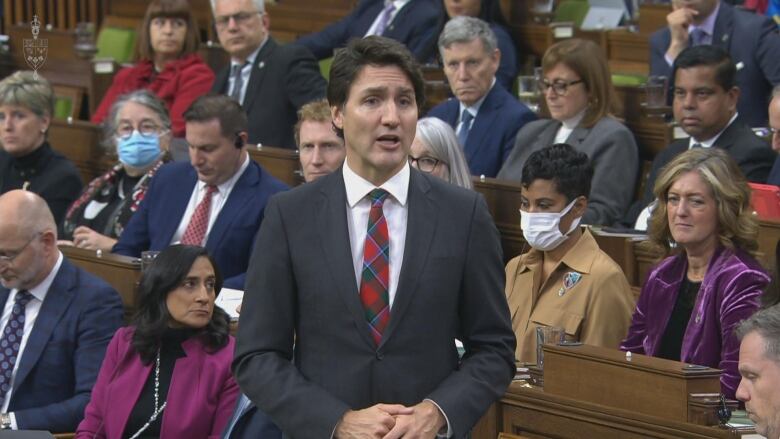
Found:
[620,246,769,399]
[75,327,239,439]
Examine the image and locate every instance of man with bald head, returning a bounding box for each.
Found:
[0,190,123,432]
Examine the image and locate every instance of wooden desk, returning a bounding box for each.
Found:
[247,145,304,187]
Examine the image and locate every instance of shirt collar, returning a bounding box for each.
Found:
[458,77,496,118]
[518,228,597,275]
[196,153,250,194]
[688,111,738,148]
[343,160,410,208]
[20,251,63,302]
[388,0,412,8]
[688,1,720,37]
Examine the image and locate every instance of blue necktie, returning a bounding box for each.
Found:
[374,2,397,35]
[0,290,33,398]
[457,110,474,147]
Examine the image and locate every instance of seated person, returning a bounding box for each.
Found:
[295,99,345,182]
[626,45,776,229]
[0,71,82,225]
[61,90,172,252]
[498,38,638,227]
[409,116,473,189]
[296,0,442,61]
[210,0,326,149]
[91,0,214,137]
[767,85,780,185]
[428,16,536,177]
[0,190,124,431]
[112,95,288,289]
[421,0,519,91]
[76,245,239,438]
[621,147,770,400]
[649,0,780,127]
[505,143,635,364]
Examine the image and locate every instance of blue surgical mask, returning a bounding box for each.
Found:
[117,131,162,168]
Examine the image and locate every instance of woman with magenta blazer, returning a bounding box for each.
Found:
[76,245,239,438]
[620,148,769,399]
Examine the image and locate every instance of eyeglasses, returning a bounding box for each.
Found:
[408,155,444,173]
[115,123,167,141]
[538,79,584,96]
[0,233,39,267]
[214,11,261,28]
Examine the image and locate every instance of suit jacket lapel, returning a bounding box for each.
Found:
[243,39,276,113]
[206,161,258,250]
[380,170,436,347]
[712,3,734,50]
[316,172,376,348]
[13,260,77,392]
[213,66,230,94]
[464,86,501,162]
[712,116,743,151]
[567,124,591,148]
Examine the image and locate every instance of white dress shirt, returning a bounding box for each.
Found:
[228,38,267,105]
[554,108,586,144]
[364,0,412,36]
[171,154,251,245]
[1,252,64,429]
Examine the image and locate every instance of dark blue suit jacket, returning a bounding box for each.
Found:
[5,257,124,432]
[222,394,282,439]
[427,84,537,177]
[112,160,287,289]
[649,1,780,127]
[296,0,442,61]
[769,156,780,186]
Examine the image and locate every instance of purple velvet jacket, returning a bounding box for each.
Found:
[620,246,769,399]
[75,327,239,438]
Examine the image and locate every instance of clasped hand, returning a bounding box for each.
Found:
[334,400,446,439]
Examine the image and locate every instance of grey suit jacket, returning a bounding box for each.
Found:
[233,167,516,438]
[497,117,639,226]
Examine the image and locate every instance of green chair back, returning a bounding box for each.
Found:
[54,96,73,119]
[95,27,137,64]
[319,57,333,82]
[554,0,590,27]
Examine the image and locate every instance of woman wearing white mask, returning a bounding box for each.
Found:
[60,90,171,251]
[504,143,635,364]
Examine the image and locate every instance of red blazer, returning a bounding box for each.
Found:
[75,327,239,439]
[91,54,215,137]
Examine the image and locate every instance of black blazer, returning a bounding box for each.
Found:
[234,168,516,438]
[211,38,326,149]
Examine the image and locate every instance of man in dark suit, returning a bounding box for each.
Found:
[210,0,326,149]
[766,86,780,185]
[0,190,123,432]
[649,0,780,127]
[234,36,516,438]
[296,0,442,61]
[113,95,287,289]
[626,46,775,228]
[427,17,536,178]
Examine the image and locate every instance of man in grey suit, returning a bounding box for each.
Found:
[234,36,516,438]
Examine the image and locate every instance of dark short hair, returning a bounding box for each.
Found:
[327,36,425,137]
[520,143,594,202]
[673,45,736,91]
[132,245,230,364]
[136,0,200,61]
[184,94,248,140]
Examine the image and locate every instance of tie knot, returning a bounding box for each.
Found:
[205,185,218,196]
[231,63,245,76]
[14,290,32,306]
[461,110,474,124]
[368,189,389,206]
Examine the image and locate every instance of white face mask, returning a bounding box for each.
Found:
[520,198,581,252]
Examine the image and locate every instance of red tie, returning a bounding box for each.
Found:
[181,185,218,246]
[359,189,391,346]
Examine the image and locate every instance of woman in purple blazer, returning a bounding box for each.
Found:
[76,245,239,438]
[621,148,770,400]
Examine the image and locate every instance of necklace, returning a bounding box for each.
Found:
[128,350,167,439]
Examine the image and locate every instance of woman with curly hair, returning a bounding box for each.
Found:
[621,147,770,399]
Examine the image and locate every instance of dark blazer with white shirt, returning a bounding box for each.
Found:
[234,167,516,438]
[211,37,326,149]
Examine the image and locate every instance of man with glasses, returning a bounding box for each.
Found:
[427,17,535,178]
[0,190,123,432]
[623,45,775,229]
[113,95,287,289]
[210,0,326,149]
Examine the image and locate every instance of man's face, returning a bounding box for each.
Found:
[298,120,345,182]
[444,0,481,18]
[214,0,268,61]
[737,331,780,439]
[672,0,718,19]
[673,65,738,141]
[332,65,418,186]
[0,229,48,291]
[186,119,245,186]
[442,38,499,107]
[769,96,780,152]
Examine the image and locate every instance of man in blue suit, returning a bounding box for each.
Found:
[113,95,287,289]
[649,0,780,127]
[296,0,442,61]
[427,17,536,178]
[0,190,124,432]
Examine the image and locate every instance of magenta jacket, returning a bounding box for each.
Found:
[75,327,239,438]
[620,246,769,399]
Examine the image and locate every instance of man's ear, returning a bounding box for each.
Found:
[727,86,740,113]
[572,195,588,217]
[331,105,344,130]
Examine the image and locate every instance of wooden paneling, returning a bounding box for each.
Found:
[247,145,303,187]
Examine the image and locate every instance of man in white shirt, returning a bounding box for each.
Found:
[0,190,123,432]
[113,95,287,289]
[235,35,515,438]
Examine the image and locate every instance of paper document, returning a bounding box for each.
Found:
[215,287,244,320]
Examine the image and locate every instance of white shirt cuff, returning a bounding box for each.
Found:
[9,412,17,430]
[664,53,674,67]
[424,399,452,438]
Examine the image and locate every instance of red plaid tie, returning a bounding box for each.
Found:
[181,185,218,245]
[360,189,390,346]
